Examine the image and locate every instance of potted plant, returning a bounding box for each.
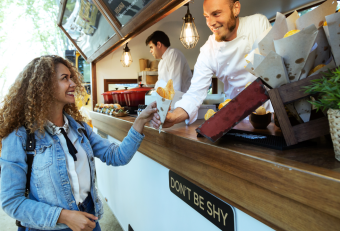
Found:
[303,67,340,161]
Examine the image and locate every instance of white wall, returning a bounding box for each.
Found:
[96,0,211,104]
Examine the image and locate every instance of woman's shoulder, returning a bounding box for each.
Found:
[4,126,27,143]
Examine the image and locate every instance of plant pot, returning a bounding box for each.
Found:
[327,109,340,162]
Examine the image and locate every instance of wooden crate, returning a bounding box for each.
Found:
[268,72,330,146]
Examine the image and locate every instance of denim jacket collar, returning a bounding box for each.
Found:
[63,112,86,137]
[45,115,70,135]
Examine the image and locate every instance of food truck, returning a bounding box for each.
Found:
[57,0,340,230]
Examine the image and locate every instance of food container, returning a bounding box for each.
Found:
[124,84,153,107]
[102,90,116,104]
[112,87,128,106]
[249,112,272,129]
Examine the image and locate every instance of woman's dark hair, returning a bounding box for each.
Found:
[145,31,171,47]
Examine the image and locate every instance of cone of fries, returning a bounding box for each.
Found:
[243,0,339,124]
[155,79,175,133]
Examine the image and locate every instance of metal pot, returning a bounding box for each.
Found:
[102,88,118,104]
[123,84,153,107]
[112,87,128,106]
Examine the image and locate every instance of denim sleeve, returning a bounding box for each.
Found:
[84,123,145,166]
[0,130,62,228]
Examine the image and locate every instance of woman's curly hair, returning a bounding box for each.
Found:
[0,55,86,149]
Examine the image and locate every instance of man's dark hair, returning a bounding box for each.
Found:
[145,31,171,47]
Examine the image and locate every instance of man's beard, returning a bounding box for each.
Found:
[215,14,237,42]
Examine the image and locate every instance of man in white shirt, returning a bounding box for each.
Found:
[146,31,192,93]
[151,0,272,128]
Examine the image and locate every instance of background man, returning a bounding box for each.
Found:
[151,0,272,128]
[146,31,192,93]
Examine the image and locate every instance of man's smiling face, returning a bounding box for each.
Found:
[203,0,239,42]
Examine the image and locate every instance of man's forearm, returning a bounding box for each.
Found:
[172,107,189,124]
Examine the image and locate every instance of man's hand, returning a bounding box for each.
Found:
[57,209,98,231]
[150,107,189,129]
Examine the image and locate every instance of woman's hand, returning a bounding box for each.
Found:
[133,101,157,134]
[57,209,98,231]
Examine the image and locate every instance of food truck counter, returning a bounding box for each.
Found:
[90,111,340,231]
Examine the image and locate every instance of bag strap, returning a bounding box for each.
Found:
[16,128,35,227]
[25,128,35,197]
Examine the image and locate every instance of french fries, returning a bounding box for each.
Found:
[156,79,175,100]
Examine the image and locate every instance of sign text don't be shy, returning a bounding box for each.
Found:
[169,171,235,231]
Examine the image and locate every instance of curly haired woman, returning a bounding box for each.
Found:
[0,55,157,231]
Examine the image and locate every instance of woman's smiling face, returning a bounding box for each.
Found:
[54,63,76,106]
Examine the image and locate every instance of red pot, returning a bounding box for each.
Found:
[102,90,116,104]
[112,87,128,106]
[124,84,153,107]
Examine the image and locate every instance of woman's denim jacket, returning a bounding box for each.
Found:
[0,112,144,230]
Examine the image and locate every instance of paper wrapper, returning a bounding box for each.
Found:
[252,27,271,50]
[155,93,172,133]
[314,27,331,66]
[324,12,340,67]
[258,12,288,56]
[287,11,300,31]
[274,24,318,82]
[296,0,338,30]
[245,62,256,76]
[299,43,318,80]
[285,103,304,124]
[253,51,289,88]
[309,57,337,77]
[294,98,312,123]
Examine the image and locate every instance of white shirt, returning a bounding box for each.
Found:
[156,47,193,93]
[175,14,273,124]
[46,116,91,205]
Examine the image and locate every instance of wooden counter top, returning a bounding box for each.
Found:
[90,112,340,231]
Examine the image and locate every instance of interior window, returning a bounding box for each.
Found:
[270,0,340,24]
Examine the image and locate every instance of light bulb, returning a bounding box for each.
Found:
[124,52,130,65]
[179,4,199,49]
[185,23,194,44]
[120,43,132,67]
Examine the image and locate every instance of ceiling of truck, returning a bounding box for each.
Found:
[240,0,326,19]
[189,0,327,20]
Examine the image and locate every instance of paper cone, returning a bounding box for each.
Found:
[294,98,312,123]
[245,62,257,76]
[253,54,265,70]
[309,57,337,77]
[287,11,299,31]
[314,27,331,66]
[258,12,288,56]
[299,43,318,80]
[254,51,289,88]
[274,24,318,82]
[324,12,340,67]
[155,93,172,133]
[286,103,304,124]
[252,27,272,50]
[296,0,337,30]
[245,48,260,64]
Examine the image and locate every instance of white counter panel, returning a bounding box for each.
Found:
[94,128,274,231]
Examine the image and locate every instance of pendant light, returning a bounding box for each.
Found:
[180,3,199,49]
[120,43,133,67]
